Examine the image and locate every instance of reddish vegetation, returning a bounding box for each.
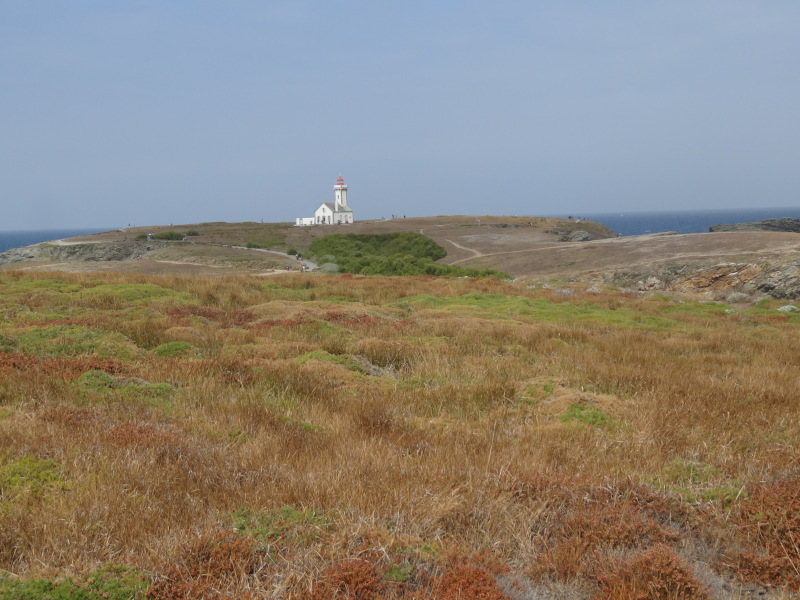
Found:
[1,270,799,598]
[436,561,507,600]
[0,352,130,378]
[148,531,267,600]
[311,559,386,600]
[167,305,256,328]
[723,479,800,590]
[592,544,710,599]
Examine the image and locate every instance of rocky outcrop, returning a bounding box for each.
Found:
[609,260,800,300]
[709,217,800,233]
[548,229,592,242]
[0,241,162,265]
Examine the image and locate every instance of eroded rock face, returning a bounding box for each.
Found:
[709,217,800,233]
[0,241,159,265]
[548,229,592,242]
[610,261,800,300]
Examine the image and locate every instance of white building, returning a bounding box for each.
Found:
[296,176,355,226]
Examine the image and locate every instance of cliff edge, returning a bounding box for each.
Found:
[709,217,800,233]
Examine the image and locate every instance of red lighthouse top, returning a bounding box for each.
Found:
[336,176,344,182]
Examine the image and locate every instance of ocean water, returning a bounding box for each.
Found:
[0,228,112,254]
[574,207,800,238]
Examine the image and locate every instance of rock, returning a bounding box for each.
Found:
[564,230,591,242]
[0,241,164,265]
[547,229,592,242]
[777,305,798,312]
[645,276,661,289]
[709,217,800,233]
[726,292,751,303]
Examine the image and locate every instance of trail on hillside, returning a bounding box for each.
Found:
[443,238,483,258]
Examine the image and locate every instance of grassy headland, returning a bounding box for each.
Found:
[0,270,798,598]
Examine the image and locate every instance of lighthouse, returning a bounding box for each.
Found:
[334,176,348,211]
[300,175,355,225]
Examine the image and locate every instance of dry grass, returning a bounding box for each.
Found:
[0,269,798,598]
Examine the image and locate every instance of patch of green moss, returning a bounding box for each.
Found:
[0,456,63,501]
[77,370,174,405]
[231,506,335,542]
[664,459,718,484]
[0,333,16,352]
[384,563,414,583]
[297,349,365,373]
[560,403,615,428]
[0,564,147,600]
[0,277,82,295]
[15,325,107,357]
[79,284,192,304]
[151,341,195,357]
[396,293,676,330]
[18,325,138,360]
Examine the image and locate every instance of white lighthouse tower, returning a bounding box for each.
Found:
[334,176,348,211]
[304,175,355,225]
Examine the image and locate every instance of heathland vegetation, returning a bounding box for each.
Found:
[310,232,507,277]
[0,269,799,598]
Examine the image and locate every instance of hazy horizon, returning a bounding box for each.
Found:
[3,2,799,230]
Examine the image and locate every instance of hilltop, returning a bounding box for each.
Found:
[2,215,800,299]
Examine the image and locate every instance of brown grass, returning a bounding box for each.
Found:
[0,269,798,598]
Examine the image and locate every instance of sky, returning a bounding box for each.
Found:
[2,1,799,230]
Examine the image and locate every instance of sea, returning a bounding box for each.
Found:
[558,206,800,238]
[0,228,113,254]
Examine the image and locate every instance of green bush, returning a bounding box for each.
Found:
[309,232,505,278]
[186,230,199,236]
[153,231,184,241]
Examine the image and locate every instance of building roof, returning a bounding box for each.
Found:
[316,203,352,213]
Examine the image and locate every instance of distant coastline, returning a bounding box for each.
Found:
[3,207,800,255]
[0,228,112,254]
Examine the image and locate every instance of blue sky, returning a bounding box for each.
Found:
[2,1,799,229]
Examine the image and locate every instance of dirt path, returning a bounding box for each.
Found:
[443,238,483,259]
[48,239,102,246]
[231,246,318,270]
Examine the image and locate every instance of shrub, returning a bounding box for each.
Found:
[185,230,199,236]
[311,559,385,600]
[592,545,710,600]
[152,231,185,241]
[309,232,505,277]
[148,530,265,600]
[436,562,507,600]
